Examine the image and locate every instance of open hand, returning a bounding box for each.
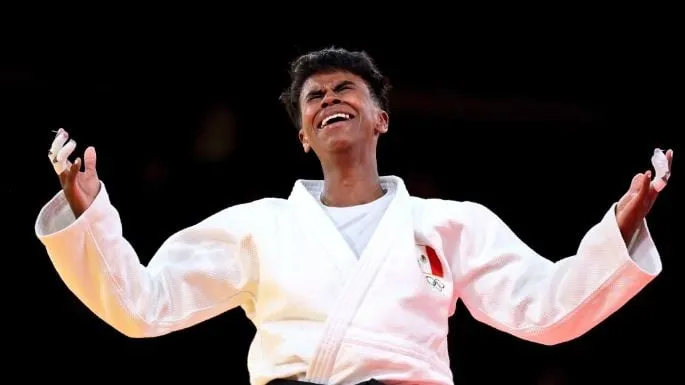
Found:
[616,149,673,243]
[48,128,101,217]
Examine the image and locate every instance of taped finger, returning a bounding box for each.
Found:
[651,178,667,192]
[650,148,671,192]
[49,131,69,158]
[53,139,76,175]
[53,159,71,176]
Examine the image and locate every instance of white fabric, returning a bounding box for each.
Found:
[35,176,663,385]
[321,190,394,258]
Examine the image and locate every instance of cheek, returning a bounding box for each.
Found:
[301,105,316,125]
[360,108,379,129]
[346,98,373,122]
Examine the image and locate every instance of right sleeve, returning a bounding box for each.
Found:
[35,182,260,338]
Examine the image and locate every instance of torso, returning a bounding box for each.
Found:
[245,176,457,385]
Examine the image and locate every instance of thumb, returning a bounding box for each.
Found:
[84,146,97,172]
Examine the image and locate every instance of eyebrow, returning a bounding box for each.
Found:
[304,80,356,100]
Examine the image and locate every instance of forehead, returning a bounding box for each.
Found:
[301,71,369,94]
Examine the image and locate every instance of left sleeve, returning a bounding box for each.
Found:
[450,201,662,345]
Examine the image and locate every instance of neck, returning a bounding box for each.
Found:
[320,152,384,207]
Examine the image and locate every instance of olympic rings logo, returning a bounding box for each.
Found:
[425,275,445,292]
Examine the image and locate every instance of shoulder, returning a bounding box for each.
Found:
[409,196,500,228]
[194,197,289,233]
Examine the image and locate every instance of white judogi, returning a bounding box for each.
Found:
[35,176,662,385]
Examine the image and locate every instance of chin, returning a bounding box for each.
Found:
[323,136,356,153]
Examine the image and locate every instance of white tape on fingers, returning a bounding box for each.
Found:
[650,148,670,192]
[53,139,76,175]
[49,131,69,158]
[652,178,666,192]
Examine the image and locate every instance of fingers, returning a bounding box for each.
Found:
[635,169,661,213]
[625,171,650,200]
[49,128,67,156]
[57,138,76,164]
[618,172,655,220]
[619,147,673,220]
[69,158,81,184]
[83,146,97,172]
[628,172,649,196]
[639,170,652,201]
[666,149,673,170]
[48,129,76,175]
[619,172,644,211]
[59,157,81,187]
[649,148,672,192]
[641,170,651,192]
[630,173,642,190]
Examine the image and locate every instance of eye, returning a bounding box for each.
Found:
[306,92,323,102]
[334,84,352,93]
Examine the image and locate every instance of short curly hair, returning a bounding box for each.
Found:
[279,47,392,130]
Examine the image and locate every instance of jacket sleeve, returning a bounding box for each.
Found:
[448,201,662,345]
[35,182,261,338]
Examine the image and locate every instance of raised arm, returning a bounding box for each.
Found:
[36,183,260,338]
[36,129,260,338]
[448,200,661,345]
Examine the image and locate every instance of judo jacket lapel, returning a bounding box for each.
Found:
[292,176,414,384]
[289,180,359,283]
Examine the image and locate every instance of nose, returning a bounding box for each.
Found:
[321,95,342,108]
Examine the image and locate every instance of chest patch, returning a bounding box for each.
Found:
[417,245,446,292]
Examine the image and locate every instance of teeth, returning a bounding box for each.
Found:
[321,113,351,127]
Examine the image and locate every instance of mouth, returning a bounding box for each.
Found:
[318,112,355,129]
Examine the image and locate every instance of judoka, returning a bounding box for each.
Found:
[36,47,673,385]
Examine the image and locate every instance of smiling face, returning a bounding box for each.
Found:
[298,71,388,157]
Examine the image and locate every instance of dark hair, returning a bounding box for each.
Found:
[279,47,392,130]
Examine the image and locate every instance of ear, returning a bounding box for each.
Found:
[298,129,310,153]
[375,109,389,134]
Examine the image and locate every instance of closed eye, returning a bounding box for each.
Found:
[304,80,355,102]
[334,80,355,93]
[306,91,324,101]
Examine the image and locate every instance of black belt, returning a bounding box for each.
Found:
[268,379,383,385]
